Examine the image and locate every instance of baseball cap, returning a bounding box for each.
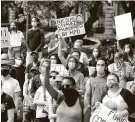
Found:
[31,51,39,56]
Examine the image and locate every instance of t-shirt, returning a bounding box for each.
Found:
[26,28,44,52]
[12,65,25,91]
[34,86,50,118]
[87,76,107,113]
[1,76,21,100]
[1,92,15,122]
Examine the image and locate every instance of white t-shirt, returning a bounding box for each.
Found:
[1,76,21,100]
[34,86,51,118]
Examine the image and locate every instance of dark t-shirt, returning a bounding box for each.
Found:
[1,92,15,122]
[26,28,44,52]
[12,65,26,91]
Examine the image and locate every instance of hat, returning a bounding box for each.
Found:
[75,39,83,44]
[44,32,55,39]
[55,75,63,82]
[31,51,39,56]
[1,53,9,60]
[1,60,11,66]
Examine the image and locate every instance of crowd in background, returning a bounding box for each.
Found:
[1,16,135,122]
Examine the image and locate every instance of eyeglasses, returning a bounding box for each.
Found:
[50,76,56,79]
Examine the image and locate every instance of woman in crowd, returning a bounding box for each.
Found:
[96,73,135,120]
[48,53,61,65]
[117,40,135,67]
[8,21,24,65]
[43,59,87,122]
[88,48,101,67]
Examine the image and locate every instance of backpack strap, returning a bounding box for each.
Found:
[79,95,84,122]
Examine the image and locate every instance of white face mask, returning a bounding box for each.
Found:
[96,66,105,74]
[15,59,22,66]
[68,62,76,70]
[124,48,130,53]
[93,52,99,57]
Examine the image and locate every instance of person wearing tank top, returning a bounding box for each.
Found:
[43,59,89,122]
[96,73,135,121]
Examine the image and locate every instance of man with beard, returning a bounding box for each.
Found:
[84,58,108,117]
[1,59,21,122]
[43,59,87,122]
[108,52,134,88]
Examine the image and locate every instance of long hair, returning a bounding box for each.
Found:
[9,21,18,33]
[123,44,134,60]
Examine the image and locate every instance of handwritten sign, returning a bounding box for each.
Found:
[115,13,134,40]
[56,14,85,38]
[1,27,10,48]
[90,104,129,122]
[10,33,22,47]
[50,64,68,75]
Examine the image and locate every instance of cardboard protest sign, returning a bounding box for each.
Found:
[115,13,134,40]
[56,14,85,38]
[1,27,11,48]
[90,104,129,122]
[50,64,68,75]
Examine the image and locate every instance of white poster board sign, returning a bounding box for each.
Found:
[10,34,22,47]
[56,14,85,38]
[51,64,68,75]
[115,13,134,40]
[1,27,11,48]
[90,104,129,122]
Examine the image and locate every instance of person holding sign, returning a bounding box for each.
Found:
[25,17,44,66]
[99,73,135,120]
[8,22,24,65]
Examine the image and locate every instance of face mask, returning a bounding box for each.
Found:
[124,48,130,53]
[96,66,105,74]
[51,60,57,64]
[31,22,37,27]
[15,59,22,66]
[93,52,98,57]
[1,69,9,77]
[11,27,16,30]
[68,62,76,70]
[62,87,79,107]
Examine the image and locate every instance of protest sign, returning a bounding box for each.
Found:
[56,14,85,38]
[90,104,129,122]
[115,13,134,40]
[50,64,68,75]
[10,34,22,47]
[1,27,11,48]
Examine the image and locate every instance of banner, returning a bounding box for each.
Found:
[1,27,10,48]
[50,64,68,75]
[115,13,134,40]
[56,14,85,38]
[90,104,129,122]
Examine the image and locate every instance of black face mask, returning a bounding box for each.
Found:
[1,69,9,77]
[62,87,79,107]
[11,27,16,31]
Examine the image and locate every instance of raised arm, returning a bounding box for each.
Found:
[58,38,67,67]
[44,59,59,101]
[117,39,123,53]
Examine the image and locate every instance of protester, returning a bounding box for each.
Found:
[1,58,22,122]
[96,73,135,120]
[108,52,134,88]
[48,31,67,56]
[58,40,89,77]
[43,59,89,122]
[25,51,40,80]
[1,81,15,122]
[88,48,101,67]
[84,57,108,116]
[12,56,25,101]
[25,16,44,66]
[73,39,89,66]
[49,71,59,87]
[23,67,39,122]
[8,22,24,65]
[117,40,135,67]
[48,53,61,64]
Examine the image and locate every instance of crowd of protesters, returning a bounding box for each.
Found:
[1,16,135,122]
